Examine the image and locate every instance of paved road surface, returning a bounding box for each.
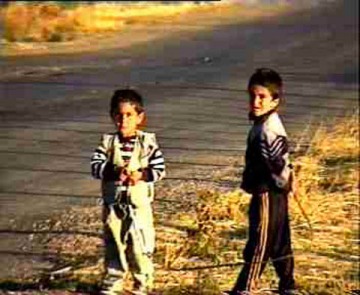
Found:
[0,0,358,282]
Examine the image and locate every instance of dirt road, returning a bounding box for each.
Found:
[0,0,358,288]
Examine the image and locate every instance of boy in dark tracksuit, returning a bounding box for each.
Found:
[229,68,297,295]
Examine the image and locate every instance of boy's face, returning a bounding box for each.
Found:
[114,102,144,137]
[248,85,279,117]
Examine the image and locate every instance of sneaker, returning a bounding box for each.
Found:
[99,289,122,295]
[131,287,147,295]
[100,268,124,295]
[221,291,251,295]
[280,289,302,295]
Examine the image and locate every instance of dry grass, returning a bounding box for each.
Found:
[286,111,359,294]
[155,110,359,294]
[2,2,289,42]
[13,110,359,294]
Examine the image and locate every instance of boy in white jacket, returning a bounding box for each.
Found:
[91,89,165,295]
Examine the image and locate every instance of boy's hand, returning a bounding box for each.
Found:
[289,169,298,196]
[128,170,143,186]
[118,168,143,185]
[119,169,129,183]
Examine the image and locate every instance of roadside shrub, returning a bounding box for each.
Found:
[2,2,217,42]
[3,3,76,42]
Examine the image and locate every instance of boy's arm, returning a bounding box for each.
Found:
[259,130,293,191]
[141,137,166,182]
[90,134,121,181]
[260,133,289,175]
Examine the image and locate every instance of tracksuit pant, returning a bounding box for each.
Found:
[232,190,295,292]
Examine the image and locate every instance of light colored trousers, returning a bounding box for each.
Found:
[102,203,155,290]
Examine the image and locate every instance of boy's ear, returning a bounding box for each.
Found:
[137,112,146,129]
[271,97,280,109]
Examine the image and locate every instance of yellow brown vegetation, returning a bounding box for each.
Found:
[25,110,359,294]
[2,2,216,42]
[2,2,288,43]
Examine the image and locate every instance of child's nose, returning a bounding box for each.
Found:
[253,96,261,107]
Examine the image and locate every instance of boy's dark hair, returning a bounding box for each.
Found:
[248,68,283,100]
[110,89,144,118]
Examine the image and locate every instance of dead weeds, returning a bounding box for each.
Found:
[6,110,359,294]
